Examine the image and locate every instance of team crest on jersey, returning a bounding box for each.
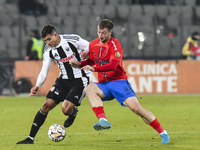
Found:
[65,47,69,51]
[115,51,121,57]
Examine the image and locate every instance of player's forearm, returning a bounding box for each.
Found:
[80,59,95,67]
[94,59,118,72]
[36,64,50,88]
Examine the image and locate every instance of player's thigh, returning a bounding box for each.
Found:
[47,78,69,104]
[123,96,140,108]
[41,98,57,113]
[66,83,86,106]
[85,82,106,99]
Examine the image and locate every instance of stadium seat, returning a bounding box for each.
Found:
[108,0,120,5]
[169,5,181,18]
[79,5,93,16]
[170,36,181,58]
[6,3,19,14]
[94,0,106,5]
[156,36,171,57]
[68,4,80,16]
[166,15,179,30]
[56,5,68,18]
[140,15,153,25]
[75,25,88,39]
[113,25,126,39]
[68,0,81,6]
[143,5,156,17]
[116,4,129,20]
[63,15,75,27]
[37,16,50,27]
[7,37,20,58]
[23,15,38,29]
[88,15,101,26]
[75,15,89,26]
[57,0,69,6]
[88,25,98,39]
[0,13,13,26]
[0,37,8,57]
[189,25,200,34]
[92,5,105,18]
[0,26,13,37]
[82,0,94,5]
[62,25,74,34]
[104,5,116,20]
[12,26,26,38]
[185,0,196,6]
[156,5,169,20]
[129,5,143,25]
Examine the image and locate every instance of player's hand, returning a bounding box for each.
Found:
[81,65,94,72]
[69,60,81,68]
[29,86,39,97]
[80,51,88,60]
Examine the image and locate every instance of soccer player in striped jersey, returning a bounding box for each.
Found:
[70,19,170,144]
[16,25,90,144]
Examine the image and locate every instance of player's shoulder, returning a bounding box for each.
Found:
[90,38,99,45]
[43,44,52,53]
[110,37,121,45]
[62,34,81,41]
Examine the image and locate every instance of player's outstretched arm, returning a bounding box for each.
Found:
[29,86,39,97]
[81,65,94,72]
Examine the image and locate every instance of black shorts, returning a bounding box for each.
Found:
[46,77,89,106]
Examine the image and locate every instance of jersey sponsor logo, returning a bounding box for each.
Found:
[57,53,75,63]
[94,58,109,64]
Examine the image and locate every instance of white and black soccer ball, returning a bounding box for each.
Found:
[48,124,66,142]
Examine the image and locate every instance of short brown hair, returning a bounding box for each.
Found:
[41,24,56,38]
[98,19,113,31]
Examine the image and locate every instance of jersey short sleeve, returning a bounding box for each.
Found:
[109,39,123,61]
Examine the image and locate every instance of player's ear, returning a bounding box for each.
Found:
[109,30,113,36]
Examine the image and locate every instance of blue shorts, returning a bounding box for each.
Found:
[95,80,137,106]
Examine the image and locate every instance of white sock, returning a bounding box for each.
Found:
[160,130,167,135]
[100,118,107,121]
[28,136,34,140]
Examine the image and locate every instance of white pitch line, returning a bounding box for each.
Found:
[0,131,199,136]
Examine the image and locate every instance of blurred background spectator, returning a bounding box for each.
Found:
[18,0,47,16]
[182,31,200,60]
[26,29,44,60]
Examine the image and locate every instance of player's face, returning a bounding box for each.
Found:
[98,27,112,44]
[43,33,60,47]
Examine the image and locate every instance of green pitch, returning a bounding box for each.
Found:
[0,95,200,150]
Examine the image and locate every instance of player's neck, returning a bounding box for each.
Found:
[100,37,111,44]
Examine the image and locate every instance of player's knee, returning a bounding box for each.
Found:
[62,104,73,115]
[84,84,93,95]
[132,106,141,115]
[41,103,51,113]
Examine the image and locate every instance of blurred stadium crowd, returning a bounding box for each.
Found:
[0,0,200,60]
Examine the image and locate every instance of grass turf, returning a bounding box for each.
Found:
[0,95,200,150]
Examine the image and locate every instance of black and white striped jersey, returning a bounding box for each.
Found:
[36,34,89,88]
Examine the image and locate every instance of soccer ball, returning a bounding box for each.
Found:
[48,124,66,142]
